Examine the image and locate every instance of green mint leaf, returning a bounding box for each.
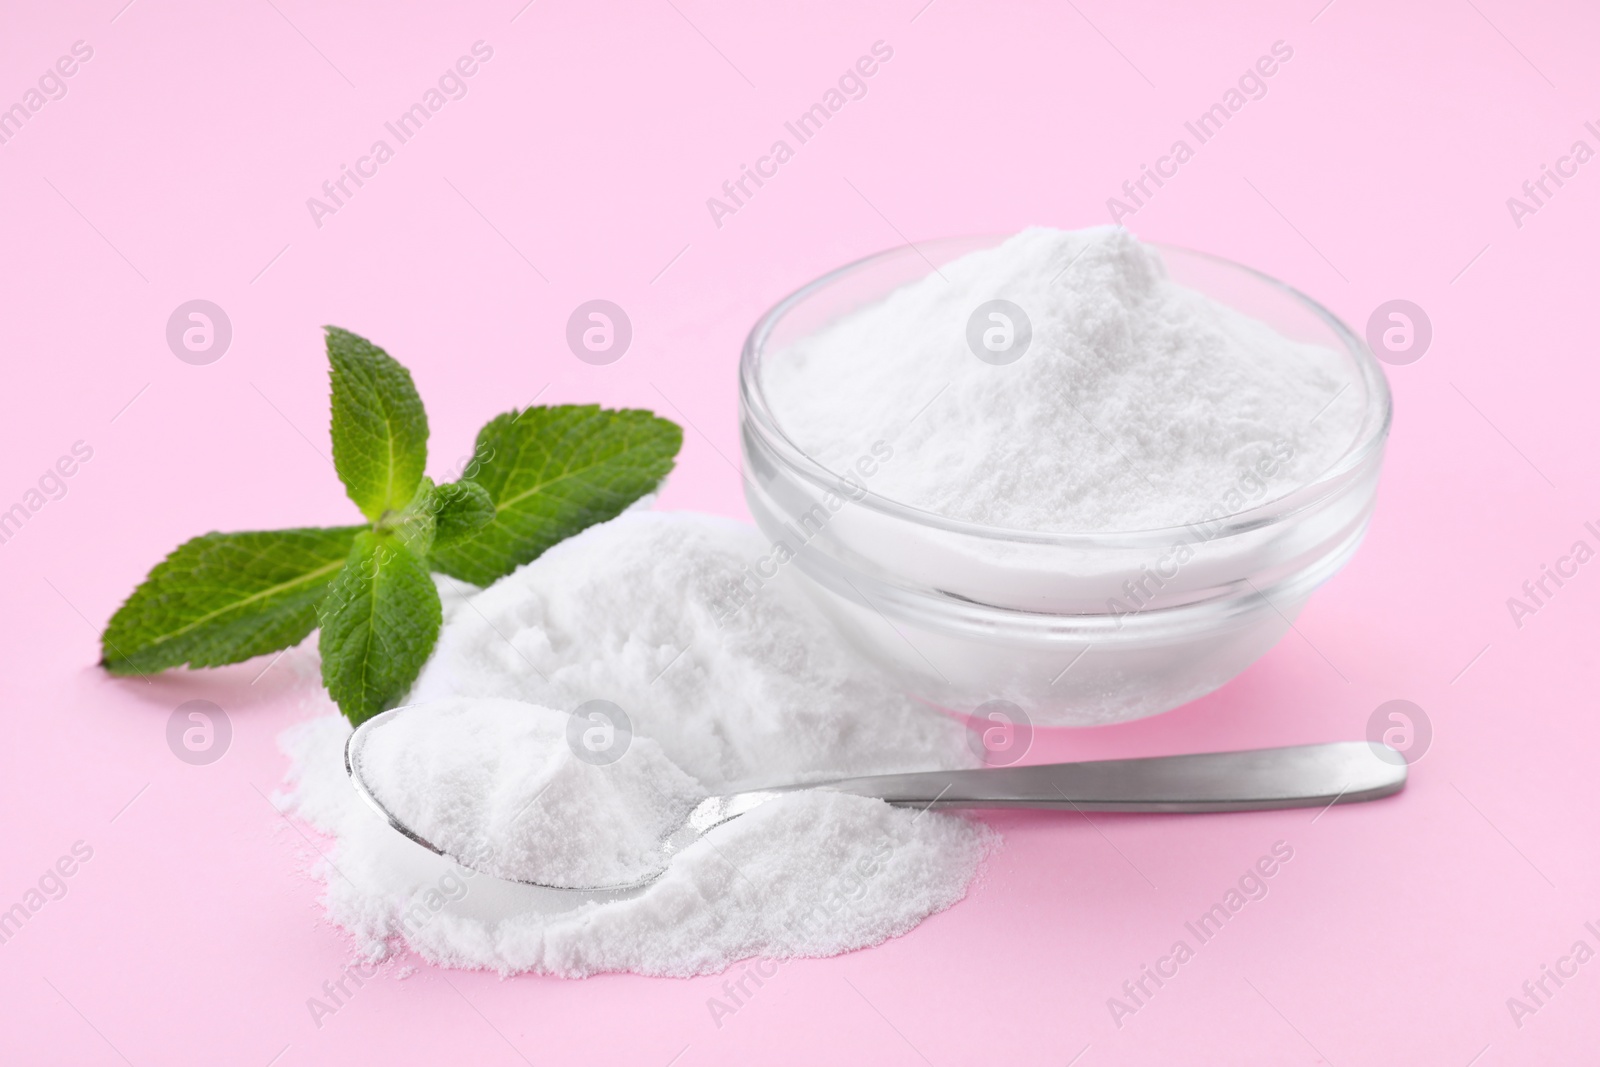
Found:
[326,326,429,521]
[101,526,363,676]
[318,530,442,725]
[379,477,438,559]
[429,405,682,586]
[429,480,495,547]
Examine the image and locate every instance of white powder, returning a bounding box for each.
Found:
[764,226,1362,532]
[279,511,994,977]
[356,697,707,889]
[409,510,974,789]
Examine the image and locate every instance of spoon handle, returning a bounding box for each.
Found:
[809,742,1405,813]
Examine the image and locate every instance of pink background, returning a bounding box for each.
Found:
[2,0,1596,1063]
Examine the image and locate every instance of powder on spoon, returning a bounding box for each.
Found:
[763,226,1363,532]
[280,510,995,977]
[355,697,707,888]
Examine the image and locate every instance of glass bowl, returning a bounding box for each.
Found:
[738,236,1392,726]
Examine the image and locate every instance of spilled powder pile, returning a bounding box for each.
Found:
[280,511,994,978]
[407,511,972,788]
[763,226,1362,532]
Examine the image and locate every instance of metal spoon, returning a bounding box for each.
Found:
[345,710,1405,893]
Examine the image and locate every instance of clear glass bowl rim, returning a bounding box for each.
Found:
[739,234,1394,552]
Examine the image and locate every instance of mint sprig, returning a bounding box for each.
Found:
[100,327,682,725]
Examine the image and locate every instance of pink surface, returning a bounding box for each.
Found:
[1,0,1595,1063]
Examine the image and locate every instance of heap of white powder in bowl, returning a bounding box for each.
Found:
[280,510,994,978]
[762,226,1363,532]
